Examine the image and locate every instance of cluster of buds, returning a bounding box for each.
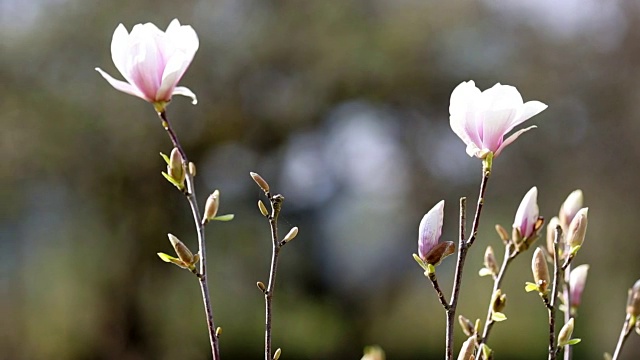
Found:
[547,190,589,262]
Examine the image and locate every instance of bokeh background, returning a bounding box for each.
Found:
[2,0,640,359]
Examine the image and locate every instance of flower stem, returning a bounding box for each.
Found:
[429,273,451,311]
[445,164,491,360]
[547,225,563,360]
[562,263,572,360]
[158,111,220,360]
[612,314,633,360]
[264,193,284,360]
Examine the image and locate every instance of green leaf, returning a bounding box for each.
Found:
[157,252,188,269]
[160,152,170,165]
[570,245,581,256]
[212,214,235,222]
[481,344,493,359]
[567,338,581,345]
[161,172,184,190]
[491,312,507,322]
[413,253,428,271]
[478,268,494,277]
[426,263,436,276]
[525,282,539,292]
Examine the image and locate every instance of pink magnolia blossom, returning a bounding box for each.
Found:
[560,190,583,230]
[418,200,445,261]
[513,186,539,239]
[449,81,547,158]
[96,19,199,107]
[569,264,589,308]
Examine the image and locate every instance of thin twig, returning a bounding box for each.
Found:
[612,314,633,360]
[562,262,572,360]
[547,225,563,360]
[477,244,517,355]
[264,193,284,360]
[444,164,491,360]
[158,111,220,360]
[429,273,451,310]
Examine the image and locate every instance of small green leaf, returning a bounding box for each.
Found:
[491,312,507,322]
[567,338,581,345]
[479,268,494,277]
[161,172,184,190]
[160,152,170,165]
[525,282,539,292]
[481,344,492,359]
[157,252,176,262]
[212,214,235,222]
[157,252,188,269]
[570,245,581,256]
[413,253,428,271]
[426,263,436,276]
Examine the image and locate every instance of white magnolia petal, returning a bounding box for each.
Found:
[513,186,539,238]
[494,125,537,157]
[110,24,133,81]
[449,80,481,118]
[172,86,198,105]
[480,83,524,112]
[96,68,148,101]
[480,108,517,152]
[518,101,547,124]
[157,52,190,100]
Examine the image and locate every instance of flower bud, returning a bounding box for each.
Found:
[532,248,550,294]
[250,172,270,193]
[491,289,507,313]
[418,200,445,262]
[566,208,588,248]
[257,281,266,292]
[458,315,476,337]
[361,346,385,360]
[188,162,197,177]
[282,227,299,244]
[546,217,561,257]
[626,279,640,317]
[495,224,510,243]
[558,318,575,347]
[168,233,194,264]
[484,246,499,276]
[513,187,539,240]
[258,200,269,216]
[215,327,222,337]
[560,190,583,230]
[203,190,220,221]
[569,264,589,309]
[168,148,185,185]
[273,348,282,360]
[457,335,477,360]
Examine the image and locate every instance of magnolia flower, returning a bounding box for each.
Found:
[560,190,583,230]
[418,200,454,265]
[96,19,199,107]
[513,187,539,239]
[569,264,589,308]
[449,81,547,158]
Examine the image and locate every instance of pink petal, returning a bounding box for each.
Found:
[95,67,148,101]
[494,125,536,157]
[171,86,198,105]
[127,39,165,101]
[157,52,191,101]
[480,83,524,112]
[418,200,445,260]
[449,81,481,118]
[480,108,517,152]
[110,24,133,83]
[513,186,539,238]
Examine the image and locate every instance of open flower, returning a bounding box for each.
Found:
[418,200,454,265]
[96,19,199,108]
[449,81,547,158]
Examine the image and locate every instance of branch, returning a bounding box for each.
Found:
[547,226,563,360]
[611,314,633,360]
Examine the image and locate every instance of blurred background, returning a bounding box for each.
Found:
[2,0,640,359]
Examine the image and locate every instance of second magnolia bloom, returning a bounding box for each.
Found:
[449,80,547,159]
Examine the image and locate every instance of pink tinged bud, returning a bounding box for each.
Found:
[96,19,199,106]
[560,190,583,230]
[546,216,561,257]
[566,208,588,248]
[418,200,445,261]
[532,247,550,294]
[569,264,589,308]
[449,80,547,159]
[513,187,539,239]
[457,335,477,360]
[627,279,640,317]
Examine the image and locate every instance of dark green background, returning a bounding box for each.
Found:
[2,0,639,359]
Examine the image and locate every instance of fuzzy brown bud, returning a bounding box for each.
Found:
[457,335,477,360]
[532,247,550,293]
[425,241,456,266]
[168,148,185,185]
[203,190,220,221]
[250,172,270,193]
[558,318,575,347]
[188,162,196,177]
[495,224,510,243]
[626,279,640,317]
[458,315,475,337]
[491,289,507,313]
[282,227,299,244]
[273,348,282,360]
[168,233,194,264]
[484,246,499,276]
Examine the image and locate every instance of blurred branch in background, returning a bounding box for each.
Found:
[2,0,640,359]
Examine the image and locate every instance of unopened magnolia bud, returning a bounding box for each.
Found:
[491,289,507,313]
[560,190,583,230]
[458,315,475,337]
[203,190,220,221]
[495,224,509,243]
[282,227,299,243]
[425,241,456,266]
[273,348,282,360]
[570,264,589,309]
[215,327,222,337]
[361,345,385,360]
[258,200,269,216]
[532,248,550,294]
[546,217,561,257]
[250,172,270,193]
[566,208,588,248]
[168,233,194,264]
[558,318,575,347]
[257,281,266,292]
[626,279,640,317]
[457,335,477,360]
[168,148,185,185]
[188,162,196,177]
[484,246,499,276]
